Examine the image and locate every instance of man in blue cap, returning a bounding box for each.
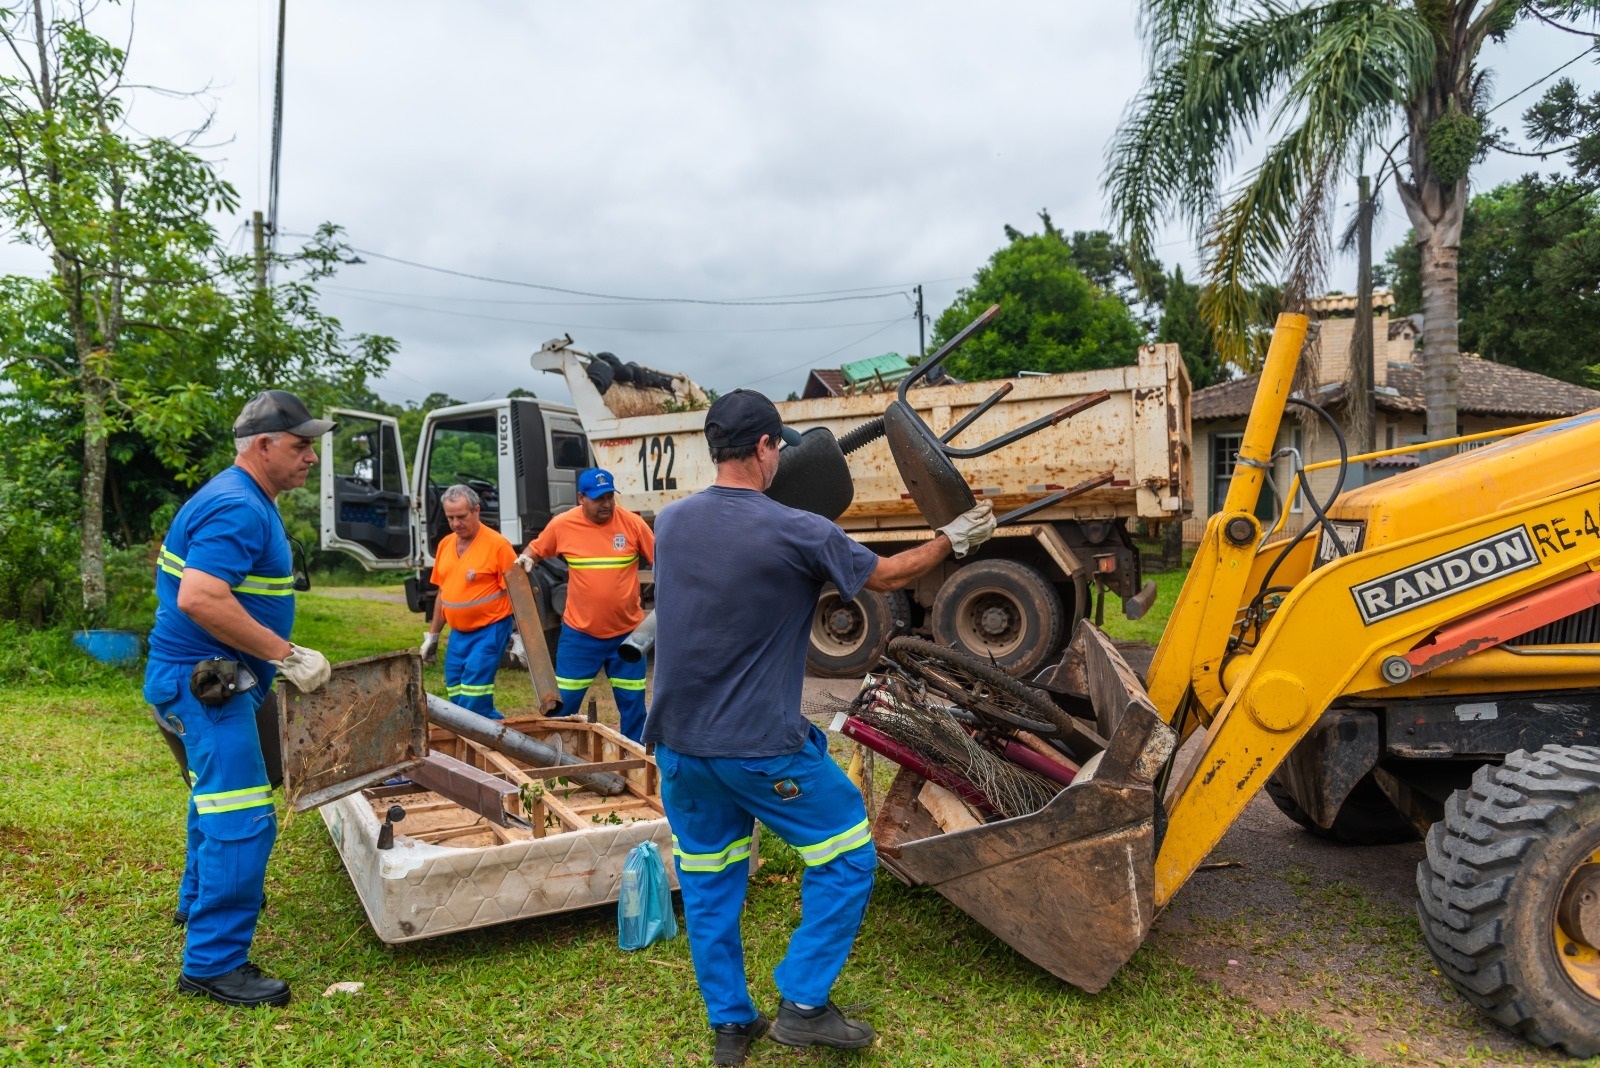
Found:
[645,388,996,1064]
[517,467,656,740]
[145,389,335,1008]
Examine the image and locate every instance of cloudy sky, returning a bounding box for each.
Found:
[4,3,1595,407]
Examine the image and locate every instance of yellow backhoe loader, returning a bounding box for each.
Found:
[867,312,1600,1056]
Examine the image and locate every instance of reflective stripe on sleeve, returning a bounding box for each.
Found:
[794,818,872,867]
[193,784,274,815]
[672,834,753,873]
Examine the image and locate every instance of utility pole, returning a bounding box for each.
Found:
[915,283,926,359]
[1354,174,1376,453]
[253,210,267,291]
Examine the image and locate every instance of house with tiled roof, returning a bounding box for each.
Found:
[1187,290,1600,541]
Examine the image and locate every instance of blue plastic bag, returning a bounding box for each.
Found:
[618,839,678,950]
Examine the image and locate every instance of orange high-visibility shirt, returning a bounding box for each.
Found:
[430,525,517,632]
[530,506,654,640]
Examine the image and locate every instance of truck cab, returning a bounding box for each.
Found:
[320,397,592,622]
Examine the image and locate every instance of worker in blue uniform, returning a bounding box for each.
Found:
[644,389,996,1065]
[144,390,334,1009]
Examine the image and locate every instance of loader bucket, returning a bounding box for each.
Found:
[871,621,1176,992]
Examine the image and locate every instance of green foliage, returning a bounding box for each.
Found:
[1107,0,1457,367]
[1382,176,1600,385]
[1426,105,1482,185]
[1524,76,1600,185]
[0,7,395,623]
[930,218,1146,380]
[1156,266,1227,387]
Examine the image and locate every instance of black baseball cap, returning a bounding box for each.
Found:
[233,390,338,438]
[704,389,802,450]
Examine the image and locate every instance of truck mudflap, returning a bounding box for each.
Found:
[868,622,1176,992]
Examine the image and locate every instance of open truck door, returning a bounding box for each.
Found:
[320,409,418,570]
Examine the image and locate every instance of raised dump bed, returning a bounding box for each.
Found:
[319,714,673,943]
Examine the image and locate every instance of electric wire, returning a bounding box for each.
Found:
[1235,396,1349,652]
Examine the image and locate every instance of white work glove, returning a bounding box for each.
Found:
[516,552,536,573]
[509,632,527,667]
[272,644,332,692]
[939,500,997,558]
[420,631,440,664]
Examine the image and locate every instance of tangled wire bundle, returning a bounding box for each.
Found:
[850,675,1061,820]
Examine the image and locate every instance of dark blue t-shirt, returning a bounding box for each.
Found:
[145,465,295,691]
[643,486,880,758]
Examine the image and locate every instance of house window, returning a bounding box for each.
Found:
[1211,432,1242,515]
[1385,424,1396,450]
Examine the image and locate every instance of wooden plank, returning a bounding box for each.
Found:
[408,752,523,827]
[460,738,591,833]
[503,566,563,715]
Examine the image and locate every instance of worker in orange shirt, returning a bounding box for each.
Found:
[421,485,519,720]
[517,468,654,740]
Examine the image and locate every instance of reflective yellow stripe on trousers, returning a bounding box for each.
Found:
[672,834,753,873]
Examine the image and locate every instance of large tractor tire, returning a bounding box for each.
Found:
[806,586,907,678]
[1416,745,1600,1056]
[930,559,1063,676]
[1264,771,1419,845]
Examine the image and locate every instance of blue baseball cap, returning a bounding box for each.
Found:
[577,468,617,499]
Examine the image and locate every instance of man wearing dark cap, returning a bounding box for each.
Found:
[645,388,996,1065]
[143,389,334,1008]
[517,467,655,740]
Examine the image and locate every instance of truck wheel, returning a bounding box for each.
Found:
[1264,771,1419,845]
[1416,746,1600,1056]
[807,585,895,678]
[930,559,1062,676]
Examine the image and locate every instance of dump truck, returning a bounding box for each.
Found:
[525,330,1191,676]
[321,325,1193,677]
[852,312,1600,1056]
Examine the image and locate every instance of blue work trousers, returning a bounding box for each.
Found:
[552,622,648,741]
[656,724,877,1028]
[444,615,515,719]
[144,659,277,979]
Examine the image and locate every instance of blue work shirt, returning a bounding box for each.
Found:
[643,486,879,758]
[145,464,295,695]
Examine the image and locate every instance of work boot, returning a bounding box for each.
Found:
[712,1013,770,1066]
[178,962,290,1008]
[770,1000,876,1049]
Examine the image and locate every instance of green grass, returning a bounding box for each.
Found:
[0,591,1379,1067]
[1096,555,1191,645]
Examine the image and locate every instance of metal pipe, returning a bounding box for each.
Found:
[617,612,657,664]
[838,715,998,816]
[940,382,1013,443]
[424,694,627,796]
[995,471,1115,527]
[939,390,1111,459]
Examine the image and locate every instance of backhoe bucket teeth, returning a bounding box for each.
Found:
[870,622,1177,992]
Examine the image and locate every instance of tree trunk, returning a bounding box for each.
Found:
[79,358,109,615]
[1418,231,1462,455]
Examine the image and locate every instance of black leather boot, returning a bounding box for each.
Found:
[178,962,290,1008]
[770,1000,876,1049]
[712,1013,770,1066]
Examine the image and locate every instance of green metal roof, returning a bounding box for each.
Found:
[840,352,914,386]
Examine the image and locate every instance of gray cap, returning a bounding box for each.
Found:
[233,390,338,438]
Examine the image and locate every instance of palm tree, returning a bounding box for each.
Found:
[1107,0,1597,447]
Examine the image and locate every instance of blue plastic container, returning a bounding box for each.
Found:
[71,629,145,664]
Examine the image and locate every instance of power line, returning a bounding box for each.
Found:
[737,315,914,388]
[325,290,909,334]
[320,283,880,310]
[1486,46,1598,115]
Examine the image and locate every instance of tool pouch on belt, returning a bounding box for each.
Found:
[189,656,258,707]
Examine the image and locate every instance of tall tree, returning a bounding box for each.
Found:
[930,218,1146,381]
[0,5,393,615]
[1382,175,1600,385]
[1156,266,1227,388]
[1107,0,1600,448]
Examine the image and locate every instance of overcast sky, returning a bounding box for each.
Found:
[4,3,1595,407]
